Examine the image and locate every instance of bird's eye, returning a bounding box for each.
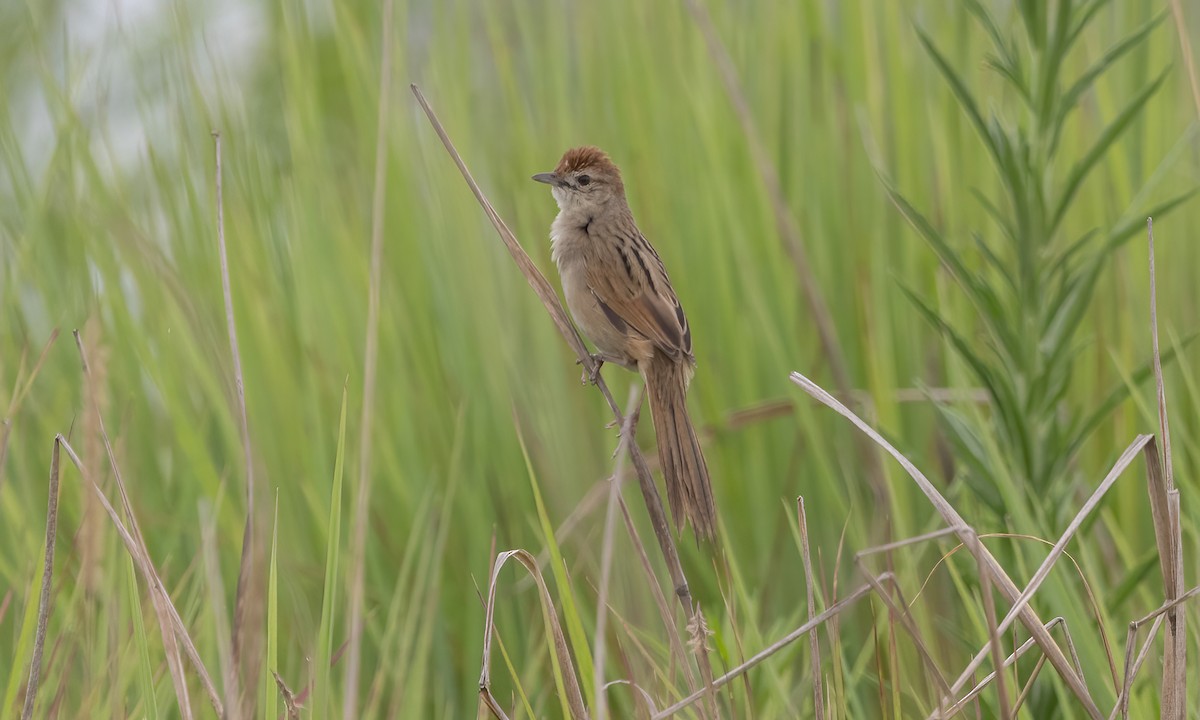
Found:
[577,175,591,186]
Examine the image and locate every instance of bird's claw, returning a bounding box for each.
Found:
[576,354,605,385]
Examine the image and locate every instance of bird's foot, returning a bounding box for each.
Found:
[576,353,628,385]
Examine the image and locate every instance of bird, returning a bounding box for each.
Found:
[533,146,716,541]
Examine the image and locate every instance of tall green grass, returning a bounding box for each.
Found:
[1,0,1197,717]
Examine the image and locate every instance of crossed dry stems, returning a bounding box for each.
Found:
[410,87,1194,717]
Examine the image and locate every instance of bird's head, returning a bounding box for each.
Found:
[532,146,625,213]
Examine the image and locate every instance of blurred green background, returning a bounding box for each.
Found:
[2,0,1199,717]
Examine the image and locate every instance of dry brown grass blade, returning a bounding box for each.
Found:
[858,527,962,558]
[68,338,223,711]
[73,331,202,717]
[910,531,1117,691]
[1024,618,1086,715]
[651,577,884,719]
[797,497,824,720]
[477,548,588,720]
[343,2,396,716]
[938,434,1152,698]
[789,371,1104,719]
[961,530,1011,720]
[411,83,693,610]
[57,434,199,718]
[931,617,1075,719]
[594,384,641,720]
[1146,217,1186,719]
[19,437,62,720]
[853,555,951,705]
[1114,615,1163,720]
[616,495,701,698]
[212,131,264,720]
[1113,586,1200,719]
[603,679,660,716]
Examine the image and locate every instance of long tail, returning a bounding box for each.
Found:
[641,355,716,541]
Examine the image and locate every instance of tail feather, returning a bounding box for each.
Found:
[641,355,716,541]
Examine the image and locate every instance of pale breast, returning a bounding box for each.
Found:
[551,218,640,362]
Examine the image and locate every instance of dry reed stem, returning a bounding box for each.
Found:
[909,531,1117,689]
[652,577,886,719]
[1147,217,1186,719]
[797,497,824,720]
[594,384,641,720]
[1115,616,1163,720]
[72,334,199,718]
[410,84,693,611]
[477,549,587,720]
[961,530,1011,720]
[62,441,195,717]
[789,371,1104,719]
[602,679,659,715]
[343,1,396,715]
[19,437,61,720]
[212,130,263,720]
[932,617,1075,719]
[616,495,701,699]
[1114,586,1200,719]
[857,527,962,558]
[853,554,951,707]
[944,434,1152,697]
[857,455,1138,715]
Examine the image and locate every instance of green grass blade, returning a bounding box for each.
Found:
[1066,0,1113,49]
[914,27,995,160]
[2,552,45,720]
[1106,190,1199,248]
[262,491,279,720]
[312,382,349,717]
[513,421,595,712]
[1067,331,1200,458]
[1056,12,1165,127]
[886,182,1018,352]
[1049,67,1171,236]
[127,553,159,720]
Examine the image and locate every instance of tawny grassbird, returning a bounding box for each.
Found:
[533,146,717,540]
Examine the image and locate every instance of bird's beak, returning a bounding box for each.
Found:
[531,172,559,185]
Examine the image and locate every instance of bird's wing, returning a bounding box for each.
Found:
[585,231,692,362]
